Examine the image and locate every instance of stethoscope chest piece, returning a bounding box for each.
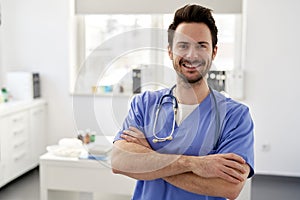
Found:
[152,135,173,143]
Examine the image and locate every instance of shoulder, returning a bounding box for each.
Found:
[213,90,252,119]
[214,91,249,110]
[131,88,169,103]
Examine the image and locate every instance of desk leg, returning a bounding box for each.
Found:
[39,163,48,200]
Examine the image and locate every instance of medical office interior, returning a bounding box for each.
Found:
[0,0,300,199]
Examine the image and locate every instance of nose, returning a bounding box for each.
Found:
[185,46,199,60]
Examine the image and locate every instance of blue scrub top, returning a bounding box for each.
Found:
[114,88,254,200]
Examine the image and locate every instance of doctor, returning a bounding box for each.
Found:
[111,4,254,200]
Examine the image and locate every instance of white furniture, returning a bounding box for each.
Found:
[39,153,136,200]
[237,179,251,200]
[0,99,47,188]
[39,154,251,200]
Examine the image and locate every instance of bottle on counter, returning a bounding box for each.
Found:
[1,88,9,102]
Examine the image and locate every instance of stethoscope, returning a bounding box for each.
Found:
[152,85,221,149]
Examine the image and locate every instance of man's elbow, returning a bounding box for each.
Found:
[111,166,122,174]
[226,189,240,200]
[110,141,133,176]
[225,180,247,200]
[110,146,123,174]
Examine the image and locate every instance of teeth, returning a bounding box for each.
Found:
[181,60,204,68]
[182,61,195,68]
[183,63,192,68]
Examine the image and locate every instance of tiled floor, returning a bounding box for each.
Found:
[0,167,40,200]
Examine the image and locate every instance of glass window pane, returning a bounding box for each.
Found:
[78,14,242,93]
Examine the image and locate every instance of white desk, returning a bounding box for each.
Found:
[39,153,135,200]
[40,153,251,200]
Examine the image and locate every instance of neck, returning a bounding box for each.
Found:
[175,79,210,105]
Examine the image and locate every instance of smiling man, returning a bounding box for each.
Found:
[111,4,254,200]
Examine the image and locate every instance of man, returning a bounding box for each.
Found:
[111,4,254,200]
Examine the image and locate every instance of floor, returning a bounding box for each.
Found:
[0,167,40,200]
[251,175,300,200]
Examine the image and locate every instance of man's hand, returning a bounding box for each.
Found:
[121,126,152,149]
[190,153,247,184]
[121,126,247,184]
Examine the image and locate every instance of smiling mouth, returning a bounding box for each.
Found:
[181,60,204,69]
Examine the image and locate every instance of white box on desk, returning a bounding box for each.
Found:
[6,71,40,100]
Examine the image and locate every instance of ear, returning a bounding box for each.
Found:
[168,45,173,60]
[212,46,218,60]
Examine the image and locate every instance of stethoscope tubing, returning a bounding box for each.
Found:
[152,85,221,149]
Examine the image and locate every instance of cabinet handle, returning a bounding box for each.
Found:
[13,129,24,136]
[33,109,43,116]
[12,117,24,123]
[14,140,26,149]
[14,152,26,162]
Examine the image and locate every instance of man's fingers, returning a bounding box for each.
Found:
[128,127,145,138]
[123,130,140,138]
[224,153,246,164]
[224,159,247,174]
[123,127,145,139]
[219,171,241,184]
[121,133,135,142]
[221,166,245,182]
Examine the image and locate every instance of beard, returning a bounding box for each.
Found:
[175,57,211,84]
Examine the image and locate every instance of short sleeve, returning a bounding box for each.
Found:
[113,94,145,142]
[216,105,255,178]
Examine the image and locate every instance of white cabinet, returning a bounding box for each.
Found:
[5,110,31,182]
[30,105,47,164]
[0,118,6,187]
[0,100,46,188]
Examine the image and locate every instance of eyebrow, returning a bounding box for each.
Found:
[197,41,210,46]
[176,41,210,45]
[176,41,189,44]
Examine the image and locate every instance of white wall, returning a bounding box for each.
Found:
[0,0,76,144]
[0,0,4,85]
[0,0,300,199]
[1,0,300,177]
[244,0,300,176]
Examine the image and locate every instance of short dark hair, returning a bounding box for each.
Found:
[168,4,218,49]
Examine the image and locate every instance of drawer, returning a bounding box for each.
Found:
[12,148,29,163]
[6,111,29,141]
[7,141,31,181]
[10,127,27,139]
[9,111,28,126]
[11,138,28,153]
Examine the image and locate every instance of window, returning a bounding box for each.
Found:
[72,1,244,95]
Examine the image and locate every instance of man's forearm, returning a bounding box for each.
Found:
[111,140,191,180]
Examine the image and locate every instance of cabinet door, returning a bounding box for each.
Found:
[30,104,46,165]
[6,110,31,181]
[0,116,8,187]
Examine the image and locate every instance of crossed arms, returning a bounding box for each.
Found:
[111,127,250,200]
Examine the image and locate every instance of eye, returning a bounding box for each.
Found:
[176,42,189,50]
[196,43,207,49]
[196,42,209,50]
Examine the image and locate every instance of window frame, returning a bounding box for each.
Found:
[71,0,245,94]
